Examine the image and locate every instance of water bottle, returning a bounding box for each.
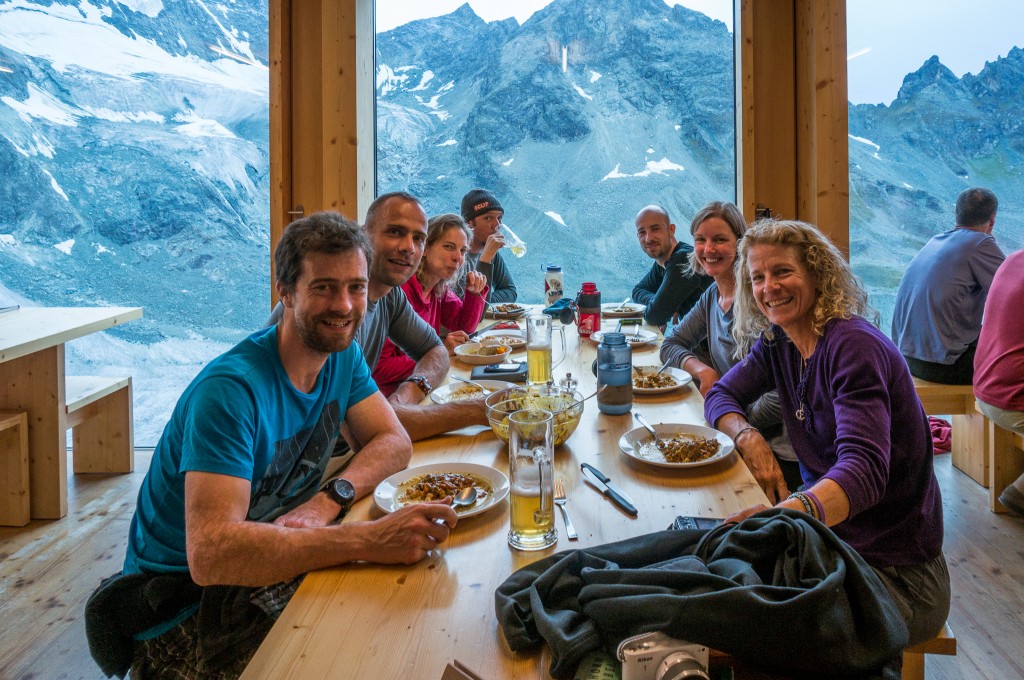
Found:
[597,332,632,415]
[543,264,564,307]
[575,281,601,337]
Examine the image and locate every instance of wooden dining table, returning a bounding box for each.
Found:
[242,312,769,680]
[0,306,142,519]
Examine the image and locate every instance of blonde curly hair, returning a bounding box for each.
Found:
[732,219,877,357]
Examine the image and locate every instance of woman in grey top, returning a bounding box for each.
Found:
[660,202,801,490]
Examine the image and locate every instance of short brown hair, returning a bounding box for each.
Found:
[275,211,372,293]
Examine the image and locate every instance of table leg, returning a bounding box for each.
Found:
[0,345,68,519]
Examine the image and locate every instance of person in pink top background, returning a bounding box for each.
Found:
[373,213,488,395]
[974,249,1024,515]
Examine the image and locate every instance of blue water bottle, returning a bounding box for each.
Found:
[597,332,632,415]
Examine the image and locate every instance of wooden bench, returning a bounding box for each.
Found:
[903,623,957,680]
[65,376,134,474]
[0,411,30,526]
[913,378,989,487]
[987,415,1024,513]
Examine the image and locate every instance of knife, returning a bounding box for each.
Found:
[580,463,638,516]
[469,321,503,340]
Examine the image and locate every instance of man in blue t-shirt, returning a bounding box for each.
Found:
[90,213,458,678]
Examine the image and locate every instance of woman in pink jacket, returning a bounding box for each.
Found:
[373,213,488,395]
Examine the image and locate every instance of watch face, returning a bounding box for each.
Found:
[330,478,356,509]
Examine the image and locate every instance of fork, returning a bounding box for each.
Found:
[553,478,578,541]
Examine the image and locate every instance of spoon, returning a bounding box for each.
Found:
[655,360,672,376]
[633,411,664,446]
[452,486,478,509]
[614,296,631,312]
[571,384,608,409]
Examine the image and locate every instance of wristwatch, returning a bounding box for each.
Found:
[402,374,432,396]
[325,477,356,518]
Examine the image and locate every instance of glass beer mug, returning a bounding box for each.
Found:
[507,409,556,551]
[500,223,527,258]
[525,314,565,384]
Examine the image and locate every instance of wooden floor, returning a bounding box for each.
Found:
[2,451,1023,679]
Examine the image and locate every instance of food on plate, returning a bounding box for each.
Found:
[485,335,526,349]
[398,472,492,509]
[656,434,721,463]
[633,371,678,389]
[494,303,522,313]
[445,383,490,401]
[472,344,510,356]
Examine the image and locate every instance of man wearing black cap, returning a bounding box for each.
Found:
[458,188,518,303]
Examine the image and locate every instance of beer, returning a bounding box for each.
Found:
[527,346,552,384]
[508,242,527,258]
[508,484,555,549]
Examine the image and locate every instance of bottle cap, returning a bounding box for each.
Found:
[545,264,562,272]
[581,282,597,292]
[601,332,626,345]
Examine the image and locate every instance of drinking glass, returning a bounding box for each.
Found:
[507,409,556,551]
[500,223,527,258]
[525,314,565,384]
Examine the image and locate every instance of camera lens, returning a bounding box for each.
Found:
[657,651,709,680]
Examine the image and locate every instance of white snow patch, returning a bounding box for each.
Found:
[2,82,81,126]
[95,243,111,254]
[394,65,415,72]
[602,158,685,181]
[502,158,514,167]
[54,239,75,255]
[0,0,267,96]
[545,211,566,226]
[589,70,602,83]
[646,147,655,154]
[115,0,163,18]
[81,105,165,123]
[177,35,187,49]
[438,81,455,93]
[173,110,235,138]
[0,234,18,247]
[849,134,880,151]
[561,46,567,73]
[674,124,681,130]
[572,83,592,100]
[436,175,446,180]
[902,182,914,190]
[410,70,435,91]
[437,139,457,147]
[376,64,409,96]
[43,169,69,201]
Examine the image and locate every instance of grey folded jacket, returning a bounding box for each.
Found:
[495,508,908,679]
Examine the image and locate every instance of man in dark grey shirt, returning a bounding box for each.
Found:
[632,205,712,327]
[456,188,518,303]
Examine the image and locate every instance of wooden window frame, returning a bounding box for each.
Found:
[268,0,849,305]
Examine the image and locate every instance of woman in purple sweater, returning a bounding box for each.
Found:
[704,219,948,646]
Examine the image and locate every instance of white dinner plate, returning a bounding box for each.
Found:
[454,341,515,365]
[601,302,646,318]
[430,379,511,404]
[591,329,659,349]
[476,330,527,351]
[373,463,510,519]
[631,366,693,394]
[487,304,527,319]
[618,423,735,469]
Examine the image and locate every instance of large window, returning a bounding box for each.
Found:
[375,0,736,303]
[0,1,270,445]
[847,0,1023,328]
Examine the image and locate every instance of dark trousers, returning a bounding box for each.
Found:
[904,342,977,386]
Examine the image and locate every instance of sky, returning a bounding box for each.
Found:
[376,0,1023,105]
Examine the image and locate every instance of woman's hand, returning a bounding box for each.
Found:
[724,504,770,525]
[444,331,470,354]
[464,270,486,295]
[694,367,721,398]
[735,429,790,503]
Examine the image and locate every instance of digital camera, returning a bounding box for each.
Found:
[617,631,710,680]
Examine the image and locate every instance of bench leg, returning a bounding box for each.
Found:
[902,651,925,680]
[0,412,31,526]
[72,381,134,474]
[952,413,989,487]
[989,422,1024,513]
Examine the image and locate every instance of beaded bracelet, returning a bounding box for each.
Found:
[788,491,816,519]
[804,490,826,524]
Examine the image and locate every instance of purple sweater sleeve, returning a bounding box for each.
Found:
[704,336,776,429]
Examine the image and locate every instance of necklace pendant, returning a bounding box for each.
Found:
[795,406,805,421]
